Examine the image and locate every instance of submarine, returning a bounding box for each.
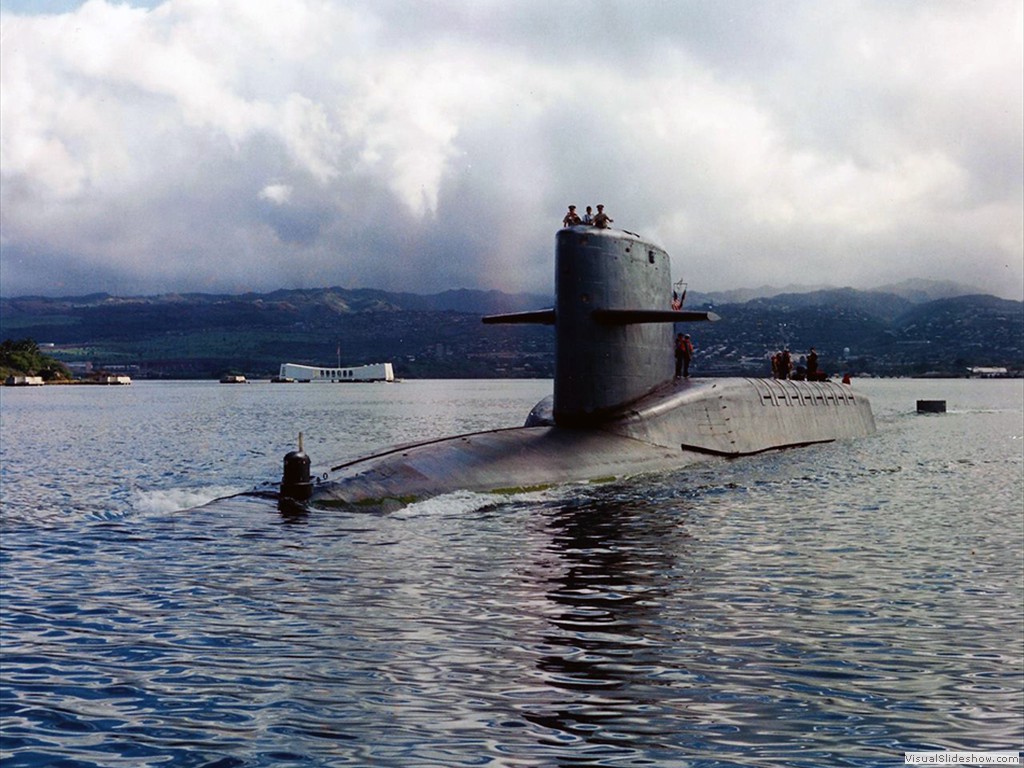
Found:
[280,224,875,507]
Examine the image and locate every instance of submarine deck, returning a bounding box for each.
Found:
[307,377,874,509]
[311,424,690,508]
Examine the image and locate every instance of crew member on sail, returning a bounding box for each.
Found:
[675,333,694,378]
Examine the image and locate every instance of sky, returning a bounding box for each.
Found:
[1,0,1022,300]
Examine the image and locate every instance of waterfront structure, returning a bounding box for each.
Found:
[4,375,44,386]
[277,362,395,383]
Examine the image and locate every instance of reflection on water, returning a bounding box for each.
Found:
[528,496,686,760]
[1,379,1021,766]
[516,466,1023,767]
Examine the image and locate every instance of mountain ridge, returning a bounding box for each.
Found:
[0,276,996,313]
[1,280,1019,379]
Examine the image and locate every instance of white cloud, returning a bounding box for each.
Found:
[258,184,292,204]
[1,0,1021,299]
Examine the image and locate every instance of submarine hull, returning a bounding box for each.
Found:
[308,376,875,508]
[310,425,687,508]
[287,225,875,509]
[608,376,875,455]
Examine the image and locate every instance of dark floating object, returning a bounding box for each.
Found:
[917,400,947,414]
[280,433,313,501]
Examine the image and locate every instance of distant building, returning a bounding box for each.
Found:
[5,375,44,386]
[278,362,395,382]
[967,366,1009,378]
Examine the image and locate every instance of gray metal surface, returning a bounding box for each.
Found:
[312,425,688,508]
[609,377,876,454]
[310,376,874,508]
[554,227,675,424]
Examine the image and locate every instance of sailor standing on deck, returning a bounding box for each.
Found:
[780,348,792,380]
[593,204,613,228]
[582,206,594,224]
[807,347,819,380]
[562,205,581,227]
[675,333,694,378]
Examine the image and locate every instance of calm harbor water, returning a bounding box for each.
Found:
[1,378,1022,767]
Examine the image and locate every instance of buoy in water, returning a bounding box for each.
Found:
[917,400,946,414]
[281,432,313,501]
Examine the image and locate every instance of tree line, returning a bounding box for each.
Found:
[1,338,71,381]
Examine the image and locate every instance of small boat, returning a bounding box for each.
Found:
[220,374,247,384]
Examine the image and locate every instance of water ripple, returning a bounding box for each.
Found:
[2,380,1022,766]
